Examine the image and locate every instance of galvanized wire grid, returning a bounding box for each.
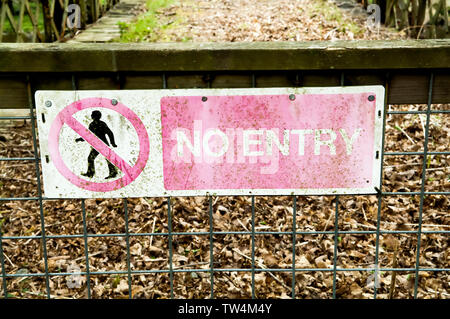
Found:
[0,71,449,299]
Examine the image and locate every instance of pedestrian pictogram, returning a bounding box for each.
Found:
[75,110,119,179]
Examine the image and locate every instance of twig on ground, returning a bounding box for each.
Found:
[172,261,210,270]
[394,125,415,144]
[237,219,249,232]
[2,252,16,267]
[319,210,334,240]
[149,217,157,247]
[134,219,153,234]
[361,206,368,222]
[0,176,34,184]
[419,114,426,137]
[22,290,72,299]
[389,244,399,299]
[426,288,450,297]
[232,248,291,291]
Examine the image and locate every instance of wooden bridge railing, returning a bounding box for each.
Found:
[0,0,120,43]
[0,40,449,109]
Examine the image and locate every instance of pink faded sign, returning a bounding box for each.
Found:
[161,91,381,193]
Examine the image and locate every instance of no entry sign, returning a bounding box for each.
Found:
[35,87,384,198]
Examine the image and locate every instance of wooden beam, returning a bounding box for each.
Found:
[0,40,449,72]
[0,41,448,108]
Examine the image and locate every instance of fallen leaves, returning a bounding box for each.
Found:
[131,0,405,43]
[1,107,448,299]
[0,0,449,298]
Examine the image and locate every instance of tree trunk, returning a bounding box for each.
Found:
[417,0,427,27]
[375,0,387,24]
[53,0,64,34]
[41,0,53,42]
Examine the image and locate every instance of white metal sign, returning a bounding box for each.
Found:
[35,86,384,198]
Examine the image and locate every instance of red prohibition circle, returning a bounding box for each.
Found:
[48,97,150,192]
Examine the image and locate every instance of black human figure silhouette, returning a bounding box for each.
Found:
[75,110,118,179]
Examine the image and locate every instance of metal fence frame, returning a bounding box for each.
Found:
[0,41,449,299]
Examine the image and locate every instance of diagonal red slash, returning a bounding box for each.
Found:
[64,115,133,175]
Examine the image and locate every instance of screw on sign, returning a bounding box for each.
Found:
[47,98,150,192]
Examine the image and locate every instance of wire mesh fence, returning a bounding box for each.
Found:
[0,68,448,299]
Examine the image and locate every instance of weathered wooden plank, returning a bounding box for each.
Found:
[166,74,208,89]
[0,40,449,72]
[432,73,450,104]
[77,74,120,89]
[385,72,450,105]
[212,74,253,88]
[0,75,28,109]
[256,73,294,87]
[122,74,163,89]
[0,70,448,109]
[344,73,386,87]
[389,73,430,105]
[32,74,73,91]
[302,73,342,86]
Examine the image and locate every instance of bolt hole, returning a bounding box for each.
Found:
[368,95,375,102]
[289,94,296,101]
[202,97,208,102]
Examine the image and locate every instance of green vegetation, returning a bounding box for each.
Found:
[2,1,44,34]
[117,0,175,42]
[111,274,121,288]
[0,217,5,234]
[309,0,363,35]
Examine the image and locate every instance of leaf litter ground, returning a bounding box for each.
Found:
[0,0,448,299]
